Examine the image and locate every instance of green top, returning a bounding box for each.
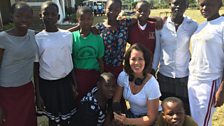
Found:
[72,31,104,71]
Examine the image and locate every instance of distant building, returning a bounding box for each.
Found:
[0,0,76,25]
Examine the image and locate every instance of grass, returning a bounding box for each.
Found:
[38,8,224,126]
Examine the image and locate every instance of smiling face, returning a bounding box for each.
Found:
[198,0,221,20]
[40,3,59,30]
[162,101,185,126]
[170,0,188,20]
[105,0,121,20]
[135,2,151,24]
[13,4,33,31]
[129,49,145,76]
[98,73,116,100]
[77,11,93,31]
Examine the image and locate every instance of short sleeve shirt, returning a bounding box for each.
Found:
[96,19,131,67]
[117,71,161,116]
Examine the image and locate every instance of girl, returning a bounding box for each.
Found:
[113,43,161,125]
[34,1,76,126]
[72,6,104,103]
[0,2,37,126]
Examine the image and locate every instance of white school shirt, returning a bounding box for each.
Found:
[189,16,224,81]
[117,71,161,116]
[35,29,73,80]
[153,16,198,78]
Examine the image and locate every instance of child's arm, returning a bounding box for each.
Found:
[215,69,224,107]
[0,48,4,65]
[152,30,161,75]
[34,62,45,110]
[0,48,6,125]
[68,24,80,32]
[97,58,104,73]
[68,24,100,35]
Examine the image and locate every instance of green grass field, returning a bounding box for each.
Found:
[38,8,224,126]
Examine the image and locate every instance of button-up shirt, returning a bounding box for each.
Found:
[153,16,198,78]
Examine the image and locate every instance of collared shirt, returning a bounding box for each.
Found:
[153,16,198,78]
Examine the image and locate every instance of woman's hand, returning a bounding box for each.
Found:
[113,112,128,125]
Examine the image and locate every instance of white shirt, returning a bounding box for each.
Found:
[35,29,73,80]
[117,71,161,116]
[189,16,224,81]
[153,16,198,78]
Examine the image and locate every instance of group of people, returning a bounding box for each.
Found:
[0,0,223,126]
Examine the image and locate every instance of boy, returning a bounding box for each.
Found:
[153,0,198,115]
[156,97,198,126]
[188,0,224,125]
[128,1,158,56]
[71,72,116,126]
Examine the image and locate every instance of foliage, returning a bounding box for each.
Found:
[2,23,14,30]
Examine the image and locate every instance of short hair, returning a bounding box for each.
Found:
[169,0,189,7]
[76,6,93,18]
[135,0,152,9]
[161,97,184,111]
[41,1,59,13]
[98,72,115,84]
[124,43,152,77]
[106,0,122,9]
[11,1,33,15]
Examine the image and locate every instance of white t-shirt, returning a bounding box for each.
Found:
[153,16,198,78]
[35,29,73,80]
[117,71,161,116]
[189,16,224,81]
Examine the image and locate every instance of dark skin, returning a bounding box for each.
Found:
[0,4,33,126]
[198,0,224,107]
[170,0,188,31]
[34,4,78,126]
[76,11,104,73]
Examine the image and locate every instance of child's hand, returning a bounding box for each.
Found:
[0,106,6,125]
[214,81,224,107]
[36,95,45,111]
[113,112,127,125]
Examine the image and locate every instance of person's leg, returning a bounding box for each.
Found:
[157,72,175,100]
[188,77,220,126]
[175,77,190,115]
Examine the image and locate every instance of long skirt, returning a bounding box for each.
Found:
[0,82,37,126]
[37,73,76,123]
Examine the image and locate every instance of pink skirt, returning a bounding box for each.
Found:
[0,82,37,126]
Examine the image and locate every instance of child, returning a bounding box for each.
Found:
[72,6,104,103]
[153,0,198,115]
[156,97,198,126]
[34,1,76,126]
[71,72,116,126]
[128,1,158,57]
[188,0,224,125]
[0,2,37,126]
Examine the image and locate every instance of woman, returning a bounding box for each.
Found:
[113,43,161,125]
